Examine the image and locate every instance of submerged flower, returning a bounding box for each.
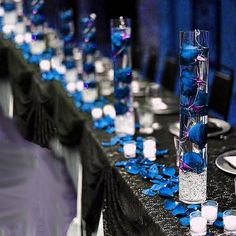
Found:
[83,63,95,73]
[181,152,205,173]
[188,122,207,148]
[114,86,130,99]
[180,69,197,96]
[180,44,198,65]
[111,31,130,56]
[114,102,129,115]
[115,67,132,84]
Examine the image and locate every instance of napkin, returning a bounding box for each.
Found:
[224,156,236,169]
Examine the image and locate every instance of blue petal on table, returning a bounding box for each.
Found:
[151,184,163,192]
[172,204,187,216]
[129,157,142,164]
[150,179,160,184]
[148,164,159,178]
[105,127,115,134]
[156,149,169,156]
[102,136,120,147]
[163,199,179,211]
[171,176,179,184]
[162,167,176,177]
[140,168,149,180]
[142,188,157,197]
[117,147,124,153]
[189,122,207,149]
[179,216,190,227]
[115,161,127,167]
[140,158,153,166]
[170,184,179,194]
[158,187,174,198]
[125,163,140,175]
[136,136,143,142]
[194,90,208,108]
[114,86,130,99]
[136,141,143,150]
[187,204,200,211]
[213,219,224,229]
[159,179,170,186]
[217,212,223,219]
[154,174,163,180]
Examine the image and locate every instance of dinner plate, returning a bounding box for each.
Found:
[168,118,231,137]
[215,150,236,175]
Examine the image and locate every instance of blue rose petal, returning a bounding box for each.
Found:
[150,179,160,184]
[102,136,120,147]
[188,122,207,149]
[179,216,190,227]
[148,164,159,178]
[114,86,130,99]
[151,184,163,192]
[172,204,187,216]
[125,163,140,175]
[180,44,198,65]
[170,185,179,194]
[162,167,176,177]
[217,212,223,220]
[187,204,200,211]
[182,152,204,173]
[142,188,157,197]
[115,161,127,167]
[163,199,179,211]
[180,69,197,96]
[158,187,174,198]
[213,219,224,229]
[156,149,169,157]
[140,168,149,179]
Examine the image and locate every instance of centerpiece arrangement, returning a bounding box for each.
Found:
[179,30,209,204]
[110,17,134,135]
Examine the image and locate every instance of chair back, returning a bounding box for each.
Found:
[209,69,234,121]
[160,56,178,92]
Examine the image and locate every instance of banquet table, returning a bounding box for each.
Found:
[0,36,236,236]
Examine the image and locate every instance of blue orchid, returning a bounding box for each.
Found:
[181,152,204,173]
[114,86,130,99]
[83,63,95,73]
[188,122,207,148]
[180,69,197,96]
[180,44,198,65]
[114,67,132,84]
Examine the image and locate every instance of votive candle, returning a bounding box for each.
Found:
[223,210,236,233]
[123,141,136,158]
[190,211,207,236]
[91,108,103,120]
[201,200,218,225]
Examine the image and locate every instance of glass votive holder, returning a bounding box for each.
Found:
[143,147,156,161]
[123,141,136,159]
[190,210,207,236]
[91,107,103,120]
[143,136,156,150]
[137,105,154,134]
[201,200,218,225]
[223,209,236,234]
[173,135,180,167]
[103,104,116,119]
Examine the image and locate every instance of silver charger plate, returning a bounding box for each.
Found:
[168,118,231,137]
[215,150,236,175]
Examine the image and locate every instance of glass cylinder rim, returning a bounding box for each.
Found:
[110,16,131,22]
[179,30,209,34]
[201,199,218,206]
[223,209,236,216]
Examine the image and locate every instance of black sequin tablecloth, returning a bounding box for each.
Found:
[0,37,236,236]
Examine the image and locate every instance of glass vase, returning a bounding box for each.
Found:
[81,13,98,103]
[179,30,209,204]
[110,17,135,135]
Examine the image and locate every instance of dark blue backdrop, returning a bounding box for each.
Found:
[138,0,236,125]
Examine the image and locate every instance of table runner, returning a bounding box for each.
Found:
[0,37,236,235]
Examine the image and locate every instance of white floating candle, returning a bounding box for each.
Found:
[39,60,51,72]
[201,205,217,224]
[24,32,32,43]
[123,142,136,158]
[14,34,24,45]
[65,68,77,83]
[103,104,116,119]
[143,138,156,150]
[224,215,236,232]
[91,108,103,120]
[76,80,84,91]
[143,147,156,161]
[66,82,76,93]
[190,216,207,235]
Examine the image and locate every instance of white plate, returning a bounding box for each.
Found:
[169,118,231,138]
[215,150,236,175]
